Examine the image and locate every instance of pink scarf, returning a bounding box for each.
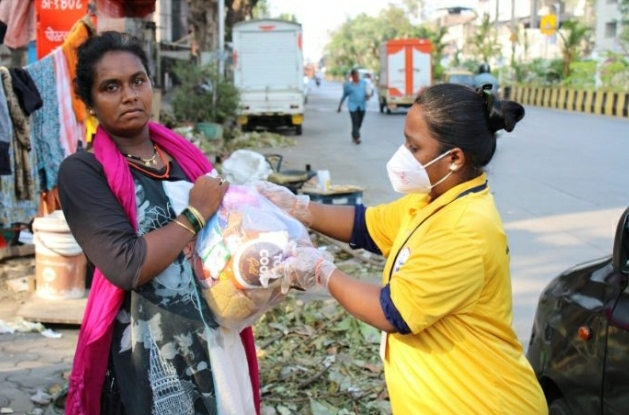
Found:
[66,122,260,415]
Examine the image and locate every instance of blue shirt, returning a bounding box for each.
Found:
[473,73,498,93]
[340,79,368,111]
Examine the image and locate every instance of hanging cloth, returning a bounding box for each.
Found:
[0,0,36,49]
[61,20,92,123]
[52,48,83,155]
[8,68,43,116]
[0,104,39,227]
[25,54,64,191]
[95,0,156,18]
[0,78,10,176]
[0,67,33,201]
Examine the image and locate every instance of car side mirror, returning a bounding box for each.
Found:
[612,207,629,274]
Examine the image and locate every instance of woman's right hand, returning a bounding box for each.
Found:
[255,181,312,226]
[188,175,228,221]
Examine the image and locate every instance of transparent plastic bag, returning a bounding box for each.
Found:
[192,184,311,331]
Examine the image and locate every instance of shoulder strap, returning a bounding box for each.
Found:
[386,181,488,282]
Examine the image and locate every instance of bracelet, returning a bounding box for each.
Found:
[173,219,196,235]
[186,205,206,227]
[182,208,203,234]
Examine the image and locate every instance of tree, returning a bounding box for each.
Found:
[557,19,592,78]
[226,0,261,40]
[189,0,219,53]
[189,0,260,51]
[468,13,502,65]
[323,4,424,76]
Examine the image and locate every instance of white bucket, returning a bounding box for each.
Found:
[32,210,86,300]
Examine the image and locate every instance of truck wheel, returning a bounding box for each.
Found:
[295,125,302,135]
[386,106,392,115]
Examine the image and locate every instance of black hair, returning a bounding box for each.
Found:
[74,31,150,108]
[414,83,525,173]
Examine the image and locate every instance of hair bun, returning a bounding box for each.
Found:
[487,100,525,133]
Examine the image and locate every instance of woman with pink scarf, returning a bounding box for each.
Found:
[57,31,259,415]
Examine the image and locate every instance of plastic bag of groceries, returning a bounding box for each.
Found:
[192,184,311,331]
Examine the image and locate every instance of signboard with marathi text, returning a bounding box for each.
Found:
[35,0,90,59]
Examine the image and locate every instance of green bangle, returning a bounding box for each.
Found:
[182,208,202,233]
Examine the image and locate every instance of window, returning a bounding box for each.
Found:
[605,22,617,38]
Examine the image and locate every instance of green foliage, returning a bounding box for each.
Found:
[557,19,593,77]
[324,4,446,81]
[561,60,597,89]
[599,52,629,91]
[512,58,563,86]
[171,62,240,125]
[468,13,502,64]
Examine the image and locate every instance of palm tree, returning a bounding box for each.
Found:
[557,19,592,78]
[468,14,502,65]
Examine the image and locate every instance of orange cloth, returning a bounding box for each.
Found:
[61,21,91,123]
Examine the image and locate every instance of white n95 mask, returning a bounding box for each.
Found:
[386,145,452,194]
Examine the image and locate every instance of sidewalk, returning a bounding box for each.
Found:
[0,255,76,414]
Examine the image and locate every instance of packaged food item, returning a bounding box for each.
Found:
[194,184,311,331]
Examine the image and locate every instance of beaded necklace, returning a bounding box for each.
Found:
[125,144,157,166]
[126,145,170,179]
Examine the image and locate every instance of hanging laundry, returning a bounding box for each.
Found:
[0,0,36,49]
[8,68,43,116]
[52,48,83,156]
[0,82,10,176]
[0,67,34,201]
[0,21,7,45]
[61,20,92,123]
[25,54,64,191]
[0,92,39,227]
[95,0,157,18]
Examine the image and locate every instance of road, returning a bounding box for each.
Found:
[273,79,629,347]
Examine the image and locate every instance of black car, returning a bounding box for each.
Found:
[527,207,629,415]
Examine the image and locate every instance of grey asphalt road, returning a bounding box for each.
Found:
[268,79,629,348]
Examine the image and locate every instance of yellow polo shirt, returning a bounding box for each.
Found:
[366,174,547,414]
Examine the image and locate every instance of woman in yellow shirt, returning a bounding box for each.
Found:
[259,83,548,414]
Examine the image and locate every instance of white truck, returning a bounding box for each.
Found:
[232,19,305,135]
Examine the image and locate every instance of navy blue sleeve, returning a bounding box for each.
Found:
[349,204,382,255]
[379,284,411,334]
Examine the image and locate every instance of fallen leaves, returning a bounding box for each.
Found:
[254,236,392,414]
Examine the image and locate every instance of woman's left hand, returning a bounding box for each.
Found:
[189,175,228,221]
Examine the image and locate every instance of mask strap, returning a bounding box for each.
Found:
[429,170,453,189]
[423,150,451,169]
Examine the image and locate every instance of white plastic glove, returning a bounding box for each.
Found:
[255,180,312,226]
[272,246,336,292]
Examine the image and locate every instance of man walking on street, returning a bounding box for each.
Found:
[338,68,371,144]
[474,63,499,95]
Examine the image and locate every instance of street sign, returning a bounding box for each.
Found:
[540,14,557,36]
